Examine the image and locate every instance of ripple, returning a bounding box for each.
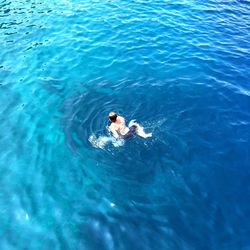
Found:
[1,0,250,249]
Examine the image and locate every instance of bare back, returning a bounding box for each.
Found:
[109,116,129,138]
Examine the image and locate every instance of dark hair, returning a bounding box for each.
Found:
[109,112,117,122]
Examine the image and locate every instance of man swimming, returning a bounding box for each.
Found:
[107,112,152,139]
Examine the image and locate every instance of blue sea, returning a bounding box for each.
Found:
[0,0,250,249]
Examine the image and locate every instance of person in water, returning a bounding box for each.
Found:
[108,112,152,139]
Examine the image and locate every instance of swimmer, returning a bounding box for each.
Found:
[107,112,152,139]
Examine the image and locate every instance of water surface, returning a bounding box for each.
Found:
[0,0,250,249]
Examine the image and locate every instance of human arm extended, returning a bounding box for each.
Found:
[108,124,119,139]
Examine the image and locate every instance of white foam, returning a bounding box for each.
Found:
[89,134,124,149]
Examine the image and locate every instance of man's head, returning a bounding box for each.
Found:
[109,112,117,122]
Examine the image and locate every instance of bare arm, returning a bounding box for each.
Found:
[108,124,119,139]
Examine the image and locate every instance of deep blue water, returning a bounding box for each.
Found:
[1,0,250,249]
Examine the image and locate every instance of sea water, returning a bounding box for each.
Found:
[0,0,249,249]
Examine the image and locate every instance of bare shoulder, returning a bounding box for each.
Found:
[109,123,117,130]
[117,116,125,122]
[109,123,115,129]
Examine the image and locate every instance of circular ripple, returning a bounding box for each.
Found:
[59,77,191,195]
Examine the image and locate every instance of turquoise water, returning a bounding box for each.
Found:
[1,0,250,249]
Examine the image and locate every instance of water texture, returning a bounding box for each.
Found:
[0,0,250,249]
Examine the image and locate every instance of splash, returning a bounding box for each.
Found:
[88,134,125,149]
[142,118,168,134]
